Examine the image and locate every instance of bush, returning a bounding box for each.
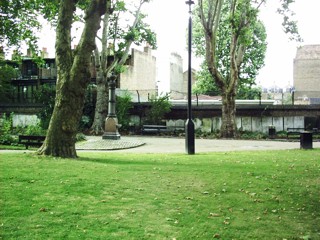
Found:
[80,84,96,131]
[79,115,92,132]
[24,124,46,136]
[0,113,16,145]
[0,63,19,103]
[76,133,87,142]
[0,113,47,145]
[34,84,55,129]
[238,130,267,140]
[144,94,171,125]
[116,92,133,131]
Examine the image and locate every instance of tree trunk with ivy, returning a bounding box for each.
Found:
[38,0,106,158]
[198,0,254,138]
[90,0,156,134]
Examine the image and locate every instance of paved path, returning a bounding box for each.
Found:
[76,136,320,153]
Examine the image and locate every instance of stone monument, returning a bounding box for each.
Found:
[102,75,121,140]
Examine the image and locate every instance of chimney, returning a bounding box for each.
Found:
[41,47,49,58]
[27,48,32,57]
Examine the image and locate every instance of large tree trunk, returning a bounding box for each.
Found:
[38,73,87,158]
[220,92,237,138]
[38,0,106,158]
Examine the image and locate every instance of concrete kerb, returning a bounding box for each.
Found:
[75,135,320,153]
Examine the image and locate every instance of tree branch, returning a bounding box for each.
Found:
[55,0,75,72]
[71,0,107,83]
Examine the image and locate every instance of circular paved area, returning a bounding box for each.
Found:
[76,136,145,150]
[76,135,320,153]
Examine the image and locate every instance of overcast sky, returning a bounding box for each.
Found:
[37,0,320,91]
[142,0,320,91]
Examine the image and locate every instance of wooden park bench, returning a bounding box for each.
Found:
[286,128,320,140]
[286,128,305,139]
[141,124,185,135]
[18,135,46,149]
[141,125,171,135]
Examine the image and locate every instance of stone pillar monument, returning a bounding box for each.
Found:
[102,75,121,140]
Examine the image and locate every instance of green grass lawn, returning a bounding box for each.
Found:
[1,149,319,240]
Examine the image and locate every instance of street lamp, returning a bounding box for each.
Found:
[185,0,195,154]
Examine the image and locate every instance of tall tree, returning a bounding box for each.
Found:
[90,0,156,134]
[197,0,301,138]
[193,3,267,98]
[37,0,107,158]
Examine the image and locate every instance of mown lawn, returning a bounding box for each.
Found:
[0,149,319,240]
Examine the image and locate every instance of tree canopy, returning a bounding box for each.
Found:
[90,0,157,134]
[192,1,267,98]
[195,0,301,138]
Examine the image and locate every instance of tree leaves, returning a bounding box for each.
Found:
[192,0,267,97]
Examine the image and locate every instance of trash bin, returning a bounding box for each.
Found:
[268,126,276,139]
[300,131,313,149]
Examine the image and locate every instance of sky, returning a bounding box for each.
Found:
[36,0,320,91]
[142,0,320,91]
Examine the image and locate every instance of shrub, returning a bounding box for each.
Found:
[239,130,267,140]
[76,133,87,142]
[80,84,96,131]
[144,94,171,125]
[33,84,55,129]
[24,124,46,136]
[116,92,133,131]
[0,113,17,145]
[0,63,19,103]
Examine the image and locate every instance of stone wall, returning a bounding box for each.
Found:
[165,116,305,134]
[169,53,184,99]
[120,47,157,101]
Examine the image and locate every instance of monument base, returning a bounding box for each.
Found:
[102,116,121,140]
[102,132,121,140]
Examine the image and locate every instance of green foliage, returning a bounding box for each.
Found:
[195,128,220,139]
[193,62,221,95]
[237,85,261,100]
[76,132,87,142]
[277,0,303,42]
[79,116,92,132]
[33,84,55,129]
[108,1,157,56]
[0,0,42,53]
[145,94,172,125]
[193,1,267,96]
[0,112,46,145]
[0,113,16,145]
[80,84,96,131]
[116,91,133,131]
[0,62,19,102]
[24,123,46,136]
[238,130,267,140]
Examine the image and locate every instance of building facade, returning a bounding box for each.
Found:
[169,52,196,100]
[293,44,320,104]
[119,46,157,101]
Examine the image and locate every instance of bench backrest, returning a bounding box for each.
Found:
[19,135,46,141]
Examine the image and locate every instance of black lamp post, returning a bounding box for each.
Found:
[185,0,195,154]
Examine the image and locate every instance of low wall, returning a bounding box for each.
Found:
[164,116,304,134]
[2,103,319,133]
